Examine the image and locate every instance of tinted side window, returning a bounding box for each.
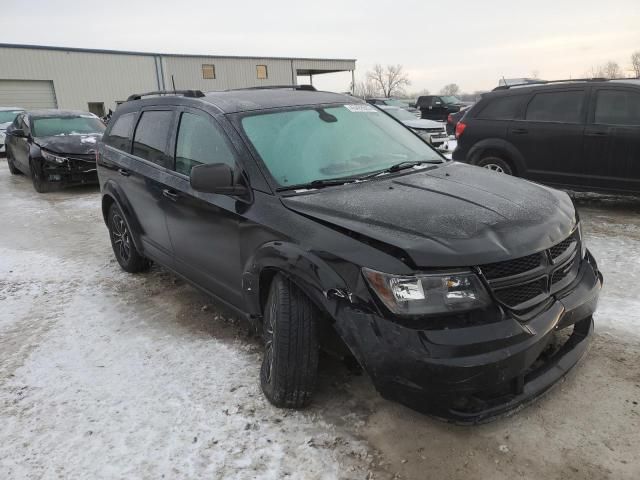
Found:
[476,95,524,120]
[594,90,640,126]
[104,112,136,152]
[132,110,174,166]
[174,112,236,176]
[525,90,584,123]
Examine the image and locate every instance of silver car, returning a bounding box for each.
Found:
[0,107,24,155]
[378,105,449,150]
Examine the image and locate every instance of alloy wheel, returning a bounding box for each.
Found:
[484,163,505,173]
[111,214,131,262]
[263,300,278,383]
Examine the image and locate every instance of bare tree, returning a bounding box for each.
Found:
[588,61,624,79]
[440,83,461,96]
[632,51,640,78]
[367,64,411,98]
[353,79,381,99]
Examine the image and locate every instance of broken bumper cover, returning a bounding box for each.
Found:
[41,159,98,186]
[335,251,602,424]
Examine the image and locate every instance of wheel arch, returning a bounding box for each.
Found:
[468,138,526,176]
[101,180,144,254]
[243,241,350,322]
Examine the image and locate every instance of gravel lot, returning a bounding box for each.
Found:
[1,161,639,480]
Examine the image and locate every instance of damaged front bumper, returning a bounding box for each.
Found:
[41,157,98,187]
[334,251,602,424]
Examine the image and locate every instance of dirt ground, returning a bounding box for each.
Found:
[1,161,639,480]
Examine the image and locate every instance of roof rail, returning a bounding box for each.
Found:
[493,77,608,91]
[126,90,205,101]
[225,84,317,92]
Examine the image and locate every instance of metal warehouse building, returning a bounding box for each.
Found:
[0,43,356,116]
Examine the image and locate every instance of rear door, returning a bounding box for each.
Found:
[122,108,177,264]
[162,108,244,307]
[583,87,640,193]
[509,88,587,187]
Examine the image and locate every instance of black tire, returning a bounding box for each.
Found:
[107,203,151,273]
[260,274,319,409]
[6,149,21,175]
[30,158,51,193]
[476,155,514,175]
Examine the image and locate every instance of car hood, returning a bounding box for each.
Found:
[402,118,444,130]
[0,122,12,131]
[34,134,103,155]
[282,162,576,268]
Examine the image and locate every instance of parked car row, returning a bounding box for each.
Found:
[453,78,640,194]
[4,110,105,192]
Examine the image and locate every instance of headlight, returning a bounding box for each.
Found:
[363,268,491,315]
[42,150,67,164]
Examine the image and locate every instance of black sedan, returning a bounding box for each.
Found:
[5,110,105,192]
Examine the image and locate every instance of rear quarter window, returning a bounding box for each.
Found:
[525,90,584,123]
[104,112,136,152]
[475,95,525,120]
[132,110,174,166]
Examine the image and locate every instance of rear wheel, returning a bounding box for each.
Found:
[107,203,151,273]
[476,155,513,175]
[6,149,21,175]
[30,159,51,193]
[260,274,319,408]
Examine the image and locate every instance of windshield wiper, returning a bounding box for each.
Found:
[276,177,359,192]
[357,160,442,180]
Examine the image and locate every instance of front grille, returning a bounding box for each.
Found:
[481,253,543,280]
[478,230,581,311]
[549,231,577,260]
[493,277,547,308]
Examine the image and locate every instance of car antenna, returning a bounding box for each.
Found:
[171,75,177,94]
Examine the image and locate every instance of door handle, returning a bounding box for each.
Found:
[162,189,179,201]
[117,168,130,177]
[586,131,607,137]
[511,128,528,135]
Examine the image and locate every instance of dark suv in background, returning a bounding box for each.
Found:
[416,95,464,121]
[97,87,601,423]
[453,79,640,194]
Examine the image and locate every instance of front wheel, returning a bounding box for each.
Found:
[30,159,51,193]
[260,274,319,409]
[6,149,21,175]
[107,203,151,273]
[476,156,513,175]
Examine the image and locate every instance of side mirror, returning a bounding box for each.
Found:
[190,163,248,196]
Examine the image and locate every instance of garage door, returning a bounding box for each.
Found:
[0,80,57,109]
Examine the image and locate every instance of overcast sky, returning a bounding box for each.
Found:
[3,0,639,94]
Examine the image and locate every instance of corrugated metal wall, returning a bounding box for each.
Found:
[0,46,356,112]
[0,47,157,111]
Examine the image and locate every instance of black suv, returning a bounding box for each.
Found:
[453,79,640,194]
[416,95,464,121]
[97,87,602,423]
[5,110,105,192]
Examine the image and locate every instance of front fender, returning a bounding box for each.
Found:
[242,241,351,319]
[101,179,144,253]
